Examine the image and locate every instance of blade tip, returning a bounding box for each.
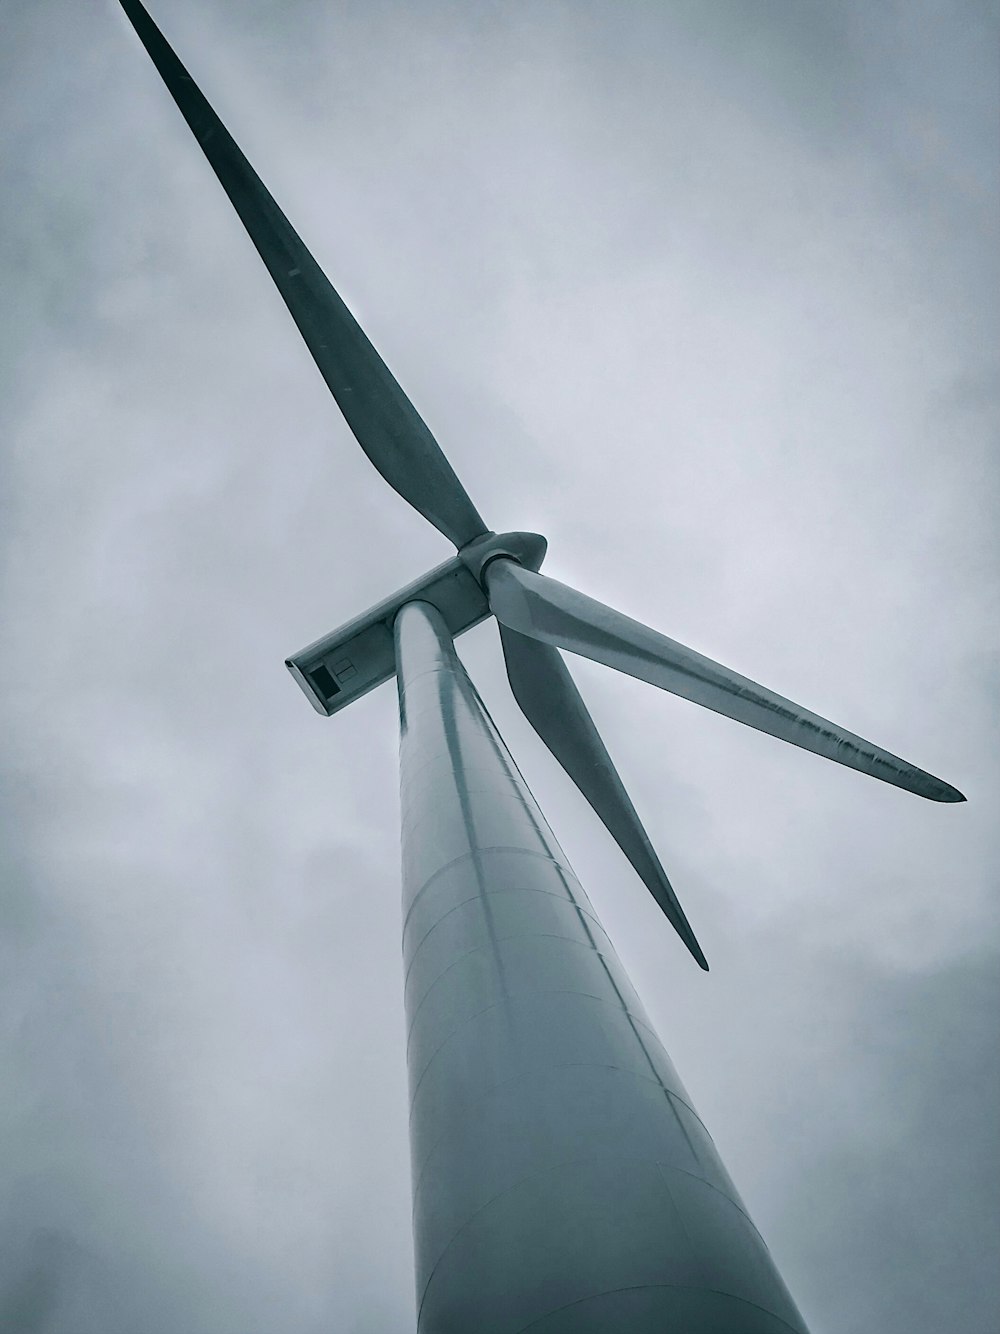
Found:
[685,939,710,971]
[924,779,966,803]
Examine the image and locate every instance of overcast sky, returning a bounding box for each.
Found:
[2,1,998,1331]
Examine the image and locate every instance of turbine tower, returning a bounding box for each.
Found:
[117,5,964,1330]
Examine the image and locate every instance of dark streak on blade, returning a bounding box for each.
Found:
[118,0,488,549]
[497,622,709,970]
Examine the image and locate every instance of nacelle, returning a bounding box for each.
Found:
[285,531,546,716]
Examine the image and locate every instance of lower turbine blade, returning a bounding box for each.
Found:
[486,560,965,804]
[118,0,488,549]
[497,622,708,969]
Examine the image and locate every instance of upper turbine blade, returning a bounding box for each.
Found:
[497,623,708,969]
[118,0,488,549]
[486,560,966,803]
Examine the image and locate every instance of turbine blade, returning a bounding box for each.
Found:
[485,560,965,803]
[498,624,708,969]
[117,0,488,549]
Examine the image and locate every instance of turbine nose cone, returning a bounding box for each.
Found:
[504,530,548,571]
[459,530,547,584]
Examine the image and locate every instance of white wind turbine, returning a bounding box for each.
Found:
[118,4,964,1330]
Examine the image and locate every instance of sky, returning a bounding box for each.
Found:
[1,1,998,1331]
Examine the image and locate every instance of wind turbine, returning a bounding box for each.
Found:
[117,3,964,1330]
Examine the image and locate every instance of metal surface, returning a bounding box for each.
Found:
[396,600,810,1334]
[486,558,965,803]
[118,0,488,548]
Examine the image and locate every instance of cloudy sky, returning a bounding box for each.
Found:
[2,1,998,1330]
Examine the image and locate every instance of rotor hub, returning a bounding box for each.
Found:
[458,530,547,587]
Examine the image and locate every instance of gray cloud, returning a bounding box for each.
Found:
[2,1,997,1330]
